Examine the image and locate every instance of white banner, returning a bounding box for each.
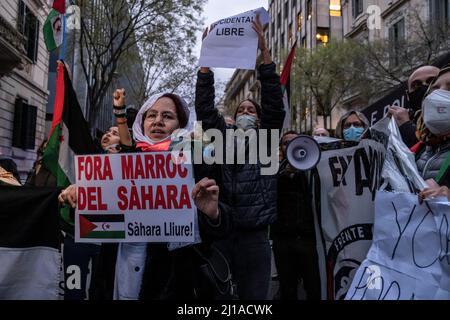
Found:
[199,7,269,70]
[315,139,386,300]
[75,152,196,243]
[347,191,450,300]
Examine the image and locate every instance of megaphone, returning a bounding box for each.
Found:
[286,135,322,171]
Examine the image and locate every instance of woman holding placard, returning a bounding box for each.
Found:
[110,90,232,300]
[195,15,285,300]
[61,90,233,300]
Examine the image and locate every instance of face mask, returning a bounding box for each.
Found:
[236,115,258,131]
[104,144,121,153]
[422,89,450,136]
[408,85,429,112]
[343,126,364,142]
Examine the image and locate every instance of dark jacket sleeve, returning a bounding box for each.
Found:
[195,70,227,134]
[258,63,286,130]
[399,121,418,148]
[198,202,232,242]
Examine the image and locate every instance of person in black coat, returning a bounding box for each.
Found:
[271,131,321,300]
[389,66,439,148]
[195,16,285,300]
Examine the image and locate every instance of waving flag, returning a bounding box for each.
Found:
[42,62,95,227]
[280,42,297,130]
[44,9,64,52]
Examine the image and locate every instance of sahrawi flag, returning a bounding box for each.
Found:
[44,9,64,52]
[80,214,126,240]
[42,61,95,226]
[280,42,297,130]
[0,186,62,300]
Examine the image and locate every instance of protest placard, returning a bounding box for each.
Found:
[346,191,450,300]
[313,139,386,300]
[199,7,269,70]
[74,151,196,243]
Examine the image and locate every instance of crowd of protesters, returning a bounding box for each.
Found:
[1,15,450,301]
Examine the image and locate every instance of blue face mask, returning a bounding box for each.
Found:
[236,115,258,131]
[343,126,364,142]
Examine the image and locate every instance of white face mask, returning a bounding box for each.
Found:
[423,89,450,136]
[236,115,258,131]
[104,144,121,154]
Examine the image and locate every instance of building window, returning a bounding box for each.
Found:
[316,27,330,46]
[275,40,278,56]
[352,0,364,18]
[297,13,303,31]
[277,12,281,28]
[389,18,405,67]
[307,0,312,20]
[430,0,450,28]
[284,0,289,19]
[12,97,37,150]
[289,22,293,44]
[330,0,342,17]
[18,0,40,63]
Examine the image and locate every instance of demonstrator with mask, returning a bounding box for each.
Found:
[335,111,370,143]
[195,15,285,300]
[416,66,450,202]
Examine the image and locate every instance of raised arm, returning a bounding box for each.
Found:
[253,15,285,130]
[258,63,285,130]
[195,28,228,134]
[195,69,227,134]
[113,89,133,147]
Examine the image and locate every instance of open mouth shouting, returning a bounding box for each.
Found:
[149,128,169,140]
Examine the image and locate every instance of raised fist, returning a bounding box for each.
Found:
[113,88,126,107]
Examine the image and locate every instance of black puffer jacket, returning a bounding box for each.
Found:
[416,139,450,184]
[195,63,285,230]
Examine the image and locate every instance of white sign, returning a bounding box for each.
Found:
[74,152,196,243]
[347,191,450,300]
[199,7,269,70]
[314,139,386,300]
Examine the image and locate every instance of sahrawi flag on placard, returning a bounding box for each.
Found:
[44,9,64,52]
[280,41,297,130]
[0,186,62,300]
[42,61,96,225]
[79,214,126,240]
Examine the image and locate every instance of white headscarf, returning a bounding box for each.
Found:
[132,93,195,145]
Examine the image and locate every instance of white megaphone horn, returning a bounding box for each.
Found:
[286,135,322,171]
